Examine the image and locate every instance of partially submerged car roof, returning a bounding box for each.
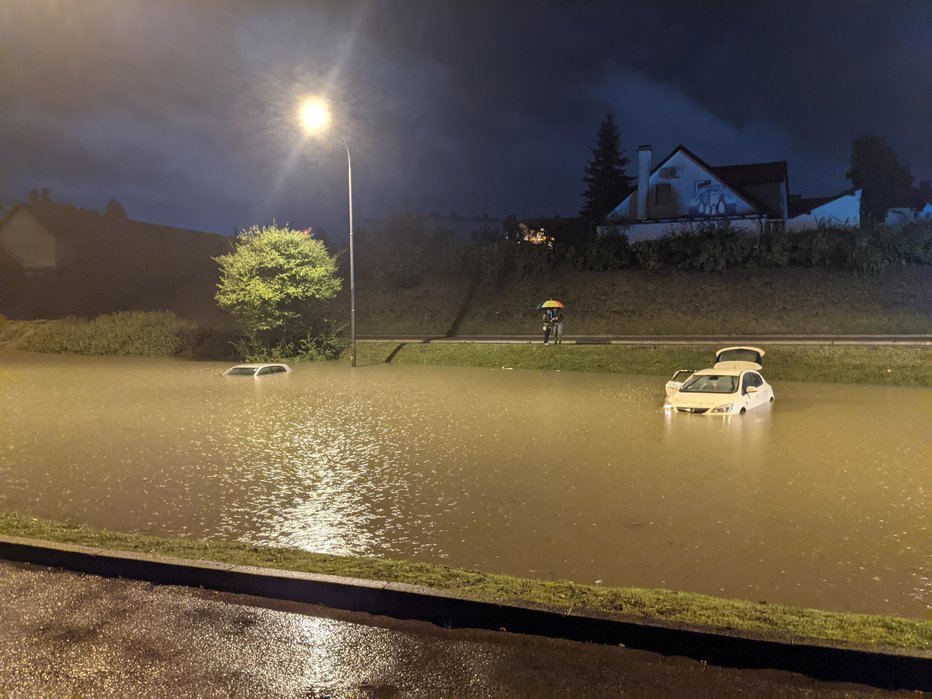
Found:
[713,346,765,371]
[222,363,291,376]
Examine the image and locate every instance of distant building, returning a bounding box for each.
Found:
[786,189,861,231]
[0,200,230,321]
[600,144,860,239]
[514,215,590,244]
[884,181,932,225]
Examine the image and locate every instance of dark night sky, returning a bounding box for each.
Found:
[2,0,930,241]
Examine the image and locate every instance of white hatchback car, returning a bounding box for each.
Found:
[664,347,775,415]
[222,363,291,377]
[664,346,767,397]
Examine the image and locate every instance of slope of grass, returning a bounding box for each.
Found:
[338,267,931,336]
[358,342,932,386]
[1,513,928,652]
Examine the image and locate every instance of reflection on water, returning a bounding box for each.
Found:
[0,350,928,618]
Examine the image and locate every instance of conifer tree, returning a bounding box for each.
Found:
[580,114,632,227]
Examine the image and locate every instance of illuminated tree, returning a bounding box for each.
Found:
[214,224,341,342]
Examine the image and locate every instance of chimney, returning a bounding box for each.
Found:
[637,145,652,220]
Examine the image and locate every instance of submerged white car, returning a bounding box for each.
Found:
[222,363,291,377]
[664,347,774,415]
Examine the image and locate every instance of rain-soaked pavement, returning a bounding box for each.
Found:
[0,562,900,697]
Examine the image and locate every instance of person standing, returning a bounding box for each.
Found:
[542,309,553,344]
[552,307,564,344]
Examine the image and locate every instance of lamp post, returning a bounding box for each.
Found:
[298,96,356,367]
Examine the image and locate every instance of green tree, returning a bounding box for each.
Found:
[214,224,341,344]
[580,114,633,229]
[846,135,914,221]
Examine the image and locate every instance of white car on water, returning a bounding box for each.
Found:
[664,347,775,415]
[222,363,291,377]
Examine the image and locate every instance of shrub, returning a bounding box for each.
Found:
[579,233,634,271]
[15,311,198,356]
[298,322,349,361]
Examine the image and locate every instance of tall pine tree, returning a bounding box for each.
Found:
[580,114,632,227]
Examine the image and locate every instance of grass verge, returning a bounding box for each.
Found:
[1,512,928,652]
[357,342,932,386]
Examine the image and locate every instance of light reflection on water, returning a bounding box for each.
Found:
[0,350,928,618]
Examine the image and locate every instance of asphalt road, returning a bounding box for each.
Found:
[0,561,899,698]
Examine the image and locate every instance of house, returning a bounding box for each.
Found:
[0,200,231,320]
[884,181,932,225]
[600,144,860,240]
[786,189,862,231]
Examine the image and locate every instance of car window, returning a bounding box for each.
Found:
[256,367,271,376]
[717,348,762,364]
[270,366,286,374]
[225,367,256,376]
[750,373,763,387]
[680,374,737,393]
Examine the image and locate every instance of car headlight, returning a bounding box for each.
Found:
[709,403,733,414]
[663,402,674,412]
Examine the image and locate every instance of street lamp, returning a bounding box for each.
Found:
[298,95,357,368]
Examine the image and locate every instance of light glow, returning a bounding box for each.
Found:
[298,96,332,135]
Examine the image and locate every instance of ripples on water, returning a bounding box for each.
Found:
[0,350,928,618]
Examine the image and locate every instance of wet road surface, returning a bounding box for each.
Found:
[0,562,901,697]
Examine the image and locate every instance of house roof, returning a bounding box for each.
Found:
[711,162,788,188]
[14,202,224,243]
[787,188,859,218]
[609,145,786,219]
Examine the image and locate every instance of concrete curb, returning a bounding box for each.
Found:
[358,335,932,346]
[1,536,929,691]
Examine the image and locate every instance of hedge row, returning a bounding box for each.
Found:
[371,221,932,286]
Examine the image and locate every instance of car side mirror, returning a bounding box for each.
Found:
[745,385,758,394]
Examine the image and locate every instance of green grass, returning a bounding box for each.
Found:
[0,312,197,357]
[357,342,932,386]
[1,512,928,652]
[336,266,932,336]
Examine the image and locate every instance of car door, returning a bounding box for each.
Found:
[744,372,766,409]
[740,372,753,409]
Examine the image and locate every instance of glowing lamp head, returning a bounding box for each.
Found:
[298,96,331,135]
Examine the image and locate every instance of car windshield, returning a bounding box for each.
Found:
[680,374,738,393]
[225,367,257,376]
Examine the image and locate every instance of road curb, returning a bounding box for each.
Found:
[1,535,929,691]
[358,335,932,346]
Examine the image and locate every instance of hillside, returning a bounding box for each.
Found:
[329,266,931,336]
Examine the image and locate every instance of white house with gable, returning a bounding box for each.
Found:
[600,144,860,240]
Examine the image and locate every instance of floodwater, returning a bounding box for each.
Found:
[0,350,928,618]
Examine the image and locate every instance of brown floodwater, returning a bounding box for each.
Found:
[0,350,928,618]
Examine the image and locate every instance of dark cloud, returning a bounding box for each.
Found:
[1,0,929,239]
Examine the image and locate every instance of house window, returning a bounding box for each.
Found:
[655,183,672,206]
[695,179,711,192]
